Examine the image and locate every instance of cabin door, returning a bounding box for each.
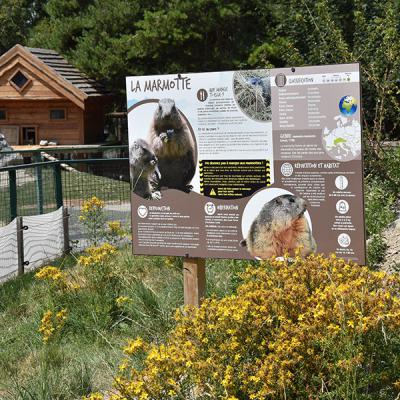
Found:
[21,127,37,145]
[0,125,19,145]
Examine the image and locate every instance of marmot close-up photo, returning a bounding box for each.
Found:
[148,98,196,192]
[241,194,317,259]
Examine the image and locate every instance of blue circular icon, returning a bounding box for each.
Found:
[339,95,357,116]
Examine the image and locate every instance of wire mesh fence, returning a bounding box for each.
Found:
[61,160,131,251]
[0,158,130,226]
[0,146,132,266]
[0,164,61,225]
[0,151,132,262]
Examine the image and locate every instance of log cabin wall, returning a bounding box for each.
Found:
[0,100,83,145]
[0,45,112,145]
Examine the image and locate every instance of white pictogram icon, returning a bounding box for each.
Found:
[336,200,349,214]
[335,175,349,190]
[338,233,351,248]
[137,205,148,218]
[204,202,216,216]
[281,163,293,177]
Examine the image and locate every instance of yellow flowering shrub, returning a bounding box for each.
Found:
[38,309,68,343]
[35,266,66,283]
[35,265,80,292]
[107,253,400,399]
[79,196,105,221]
[116,296,130,307]
[79,196,107,246]
[78,243,117,267]
[107,220,126,237]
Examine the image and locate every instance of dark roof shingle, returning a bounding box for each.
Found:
[25,47,111,97]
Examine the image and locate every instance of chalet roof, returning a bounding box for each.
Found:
[0,44,112,109]
[25,47,110,97]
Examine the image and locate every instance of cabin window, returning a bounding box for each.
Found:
[0,110,6,120]
[50,109,66,120]
[10,71,30,91]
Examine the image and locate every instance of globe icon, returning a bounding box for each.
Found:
[339,95,357,116]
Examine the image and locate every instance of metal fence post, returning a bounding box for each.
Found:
[33,153,44,214]
[16,216,25,276]
[54,163,63,209]
[36,165,44,214]
[8,169,17,222]
[62,206,70,255]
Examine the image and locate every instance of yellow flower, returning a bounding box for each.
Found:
[123,337,144,355]
[105,253,400,399]
[35,266,65,282]
[116,296,130,306]
[38,309,68,343]
[107,220,125,237]
[78,243,117,267]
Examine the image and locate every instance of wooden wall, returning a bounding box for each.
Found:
[0,100,83,145]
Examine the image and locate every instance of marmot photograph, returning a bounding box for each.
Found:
[241,190,317,259]
[233,69,272,122]
[129,138,161,200]
[148,98,197,193]
[127,98,197,198]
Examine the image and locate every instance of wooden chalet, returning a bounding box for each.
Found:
[0,45,112,146]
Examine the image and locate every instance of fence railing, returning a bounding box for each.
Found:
[0,207,68,281]
[0,144,128,159]
[0,158,130,227]
[0,150,132,271]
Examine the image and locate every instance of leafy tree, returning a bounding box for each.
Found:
[0,0,47,54]
[30,0,278,102]
[250,0,400,162]
[27,0,400,147]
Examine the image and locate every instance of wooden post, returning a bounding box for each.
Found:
[62,206,70,255]
[16,216,25,276]
[183,257,206,307]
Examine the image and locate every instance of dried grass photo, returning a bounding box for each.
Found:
[233,69,272,122]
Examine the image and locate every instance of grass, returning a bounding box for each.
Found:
[0,166,130,226]
[0,247,250,399]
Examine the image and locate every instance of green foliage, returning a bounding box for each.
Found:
[364,176,396,237]
[0,0,46,54]
[367,234,387,268]
[250,0,400,144]
[0,247,245,397]
[364,147,399,267]
[29,0,277,101]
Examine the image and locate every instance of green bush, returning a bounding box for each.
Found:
[108,254,400,400]
[367,234,388,268]
[364,176,396,237]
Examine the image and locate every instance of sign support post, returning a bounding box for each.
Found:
[183,257,205,307]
